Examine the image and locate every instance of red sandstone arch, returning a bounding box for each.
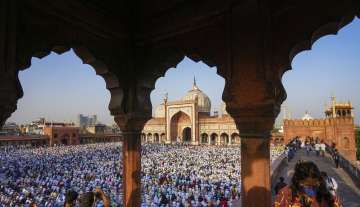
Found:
[3,3,358,207]
[148,52,224,93]
[283,9,359,76]
[150,54,227,121]
[8,45,122,125]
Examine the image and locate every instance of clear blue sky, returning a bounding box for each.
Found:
[7,18,360,126]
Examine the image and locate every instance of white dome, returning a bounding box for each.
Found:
[154,104,165,118]
[181,80,211,113]
[302,111,313,120]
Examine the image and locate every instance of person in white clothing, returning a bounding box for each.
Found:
[315,142,321,156]
[320,141,326,157]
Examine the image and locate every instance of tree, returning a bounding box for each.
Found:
[356,128,360,160]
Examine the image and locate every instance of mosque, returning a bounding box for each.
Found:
[141,79,240,145]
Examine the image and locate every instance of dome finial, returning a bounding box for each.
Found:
[192,76,198,90]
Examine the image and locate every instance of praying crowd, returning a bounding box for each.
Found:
[0,142,285,207]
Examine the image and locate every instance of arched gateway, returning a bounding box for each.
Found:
[182,127,191,142]
[170,111,192,142]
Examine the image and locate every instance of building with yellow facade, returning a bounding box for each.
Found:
[141,80,240,145]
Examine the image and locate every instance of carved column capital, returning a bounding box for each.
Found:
[114,113,151,132]
[227,103,280,138]
[110,79,153,132]
[223,78,284,139]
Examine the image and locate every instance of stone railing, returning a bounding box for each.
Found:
[271,153,287,187]
[326,144,360,188]
[337,153,360,188]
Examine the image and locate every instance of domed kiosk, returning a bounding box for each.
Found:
[142,78,240,145]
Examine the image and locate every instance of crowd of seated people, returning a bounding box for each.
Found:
[0,142,285,207]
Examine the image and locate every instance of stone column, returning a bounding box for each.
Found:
[115,115,150,207]
[235,116,274,207]
[225,97,283,207]
[222,45,285,206]
[112,81,152,207]
[224,82,284,207]
[120,130,142,207]
[219,1,287,204]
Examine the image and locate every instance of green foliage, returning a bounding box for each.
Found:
[356,129,360,160]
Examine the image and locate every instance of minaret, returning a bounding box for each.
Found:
[324,102,329,117]
[164,91,169,143]
[163,92,168,104]
[349,100,354,117]
[331,95,336,118]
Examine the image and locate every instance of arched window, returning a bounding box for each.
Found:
[201,133,209,144]
[154,133,160,143]
[147,133,153,142]
[231,133,240,145]
[220,133,229,145]
[210,133,218,145]
[160,133,166,143]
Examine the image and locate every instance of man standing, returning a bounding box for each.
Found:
[315,142,320,157]
[305,141,311,156]
[320,140,326,157]
[333,149,340,168]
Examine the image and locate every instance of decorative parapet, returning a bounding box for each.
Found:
[284,117,354,127]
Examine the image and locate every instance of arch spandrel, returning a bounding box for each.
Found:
[14,44,126,121]
[272,0,360,75]
[168,108,193,121]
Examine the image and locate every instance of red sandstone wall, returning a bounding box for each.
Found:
[43,127,79,146]
[284,118,356,161]
[325,118,356,161]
